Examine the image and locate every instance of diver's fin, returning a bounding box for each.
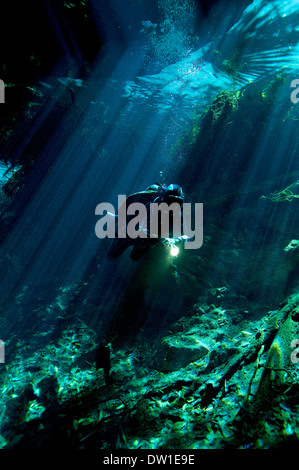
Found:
[213,0,299,85]
[130,239,160,261]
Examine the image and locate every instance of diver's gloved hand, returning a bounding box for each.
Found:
[107,183,184,260]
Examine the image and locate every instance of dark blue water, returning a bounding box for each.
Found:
[0,0,299,451]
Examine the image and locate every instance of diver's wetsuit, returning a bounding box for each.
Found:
[107,183,184,260]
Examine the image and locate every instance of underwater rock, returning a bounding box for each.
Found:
[37,376,59,408]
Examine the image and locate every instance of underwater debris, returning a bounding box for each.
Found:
[210,286,228,299]
[261,180,299,202]
[1,295,299,449]
[57,77,84,88]
[156,339,209,373]
[284,240,299,252]
[229,294,299,447]
[94,343,111,386]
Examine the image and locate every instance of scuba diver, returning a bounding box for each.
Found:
[107,183,185,261]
